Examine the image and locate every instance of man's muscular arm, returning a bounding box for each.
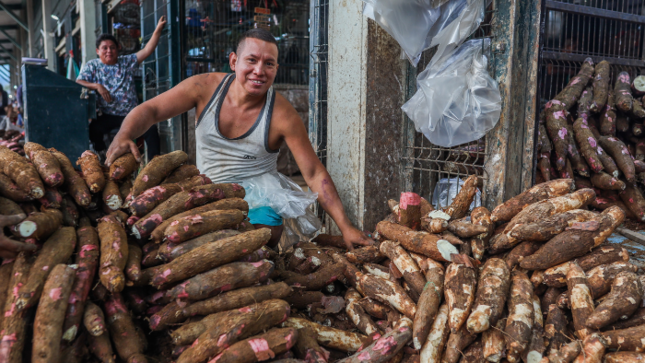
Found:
[275,96,373,250]
[105,74,210,165]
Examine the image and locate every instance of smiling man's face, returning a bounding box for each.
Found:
[230,37,279,96]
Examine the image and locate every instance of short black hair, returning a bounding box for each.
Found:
[96,34,119,49]
[236,28,278,54]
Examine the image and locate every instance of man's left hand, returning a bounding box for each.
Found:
[341,226,374,251]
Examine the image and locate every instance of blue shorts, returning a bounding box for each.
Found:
[248,206,283,226]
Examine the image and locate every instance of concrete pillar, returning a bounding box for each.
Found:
[326,0,407,232]
[79,0,97,67]
[41,0,55,70]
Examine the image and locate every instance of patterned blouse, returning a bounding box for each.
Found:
[77,54,139,116]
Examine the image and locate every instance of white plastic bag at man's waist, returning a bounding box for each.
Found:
[242,172,318,219]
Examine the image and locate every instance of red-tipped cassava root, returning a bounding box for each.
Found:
[98,214,129,293]
[104,293,147,363]
[590,60,610,113]
[567,261,595,340]
[84,301,107,336]
[132,183,245,239]
[109,153,138,181]
[130,150,188,197]
[61,223,100,342]
[615,71,634,112]
[543,245,629,288]
[162,164,199,184]
[520,206,624,270]
[379,240,425,296]
[586,271,642,329]
[419,303,450,363]
[546,58,595,169]
[24,142,64,187]
[445,257,477,333]
[466,258,510,334]
[490,188,596,253]
[148,228,270,288]
[176,299,291,363]
[156,229,240,263]
[149,197,248,242]
[49,148,91,206]
[163,209,245,244]
[504,270,534,362]
[345,288,380,336]
[128,174,211,216]
[336,318,412,363]
[76,151,105,193]
[444,175,479,220]
[31,264,76,363]
[15,227,76,310]
[0,146,45,198]
[0,253,33,363]
[412,258,444,350]
[168,260,273,301]
[11,208,62,240]
[376,221,458,262]
[598,136,636,183]
[509,209,596,242]
[203,327,298,363]
[282,317,371,352]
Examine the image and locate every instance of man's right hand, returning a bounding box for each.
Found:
[106,135,141,166]
[96,84,112,103]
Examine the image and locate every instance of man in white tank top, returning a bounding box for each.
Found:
[106,29,372,250]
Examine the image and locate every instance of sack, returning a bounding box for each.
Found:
[402,38,501,148]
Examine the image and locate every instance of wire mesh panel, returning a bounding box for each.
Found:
[308,0,328,166]
[141,0,182,154]
[540,0,645,106]
[182,0,310,84]
[401,3,496,207]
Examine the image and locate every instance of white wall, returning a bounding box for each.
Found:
[327,0,368,231]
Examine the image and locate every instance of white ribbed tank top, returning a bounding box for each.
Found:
[196,74,280,184]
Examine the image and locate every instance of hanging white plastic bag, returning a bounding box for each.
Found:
[242,172,322,250]
[431,177,481,211]
[426,0,485,67]
[402,38,501,148]
[362,0,484,66]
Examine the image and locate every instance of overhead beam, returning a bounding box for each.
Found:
[0,43,16,62]
[0,1,27,32]
[0,25,17,30]
[0,28,20,50]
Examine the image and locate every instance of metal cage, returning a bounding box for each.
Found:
[400,2,496,207]
[181,0,310,84]
[308,0,328,167]
[539,0,645,107]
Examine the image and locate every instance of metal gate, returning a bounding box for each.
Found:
[180,0,310,83]
[140,0,182,154]
[400,0,544,209]
[308,0,328,167]
[539,0,645,104]
[400,2,495,207]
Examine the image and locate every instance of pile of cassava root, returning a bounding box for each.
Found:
[0,141,643,363]
[539,57,645,222]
